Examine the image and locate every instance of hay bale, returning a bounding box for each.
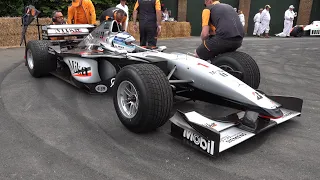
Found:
[0,17,21,36]
[127,21,191,41]
[0,33,40,47]
[0,17,51,46]
[0,17,51,36]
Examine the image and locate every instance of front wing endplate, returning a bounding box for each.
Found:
[170,108,301,157]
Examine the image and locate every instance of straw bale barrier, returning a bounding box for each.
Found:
[0,17,191,47]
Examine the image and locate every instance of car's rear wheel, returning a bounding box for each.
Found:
[113,64,173,133]
[26,40,56,78]
[211,51,260,89]
[290,26,304,37]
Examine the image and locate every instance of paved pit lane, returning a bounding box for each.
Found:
[0,37,320,180]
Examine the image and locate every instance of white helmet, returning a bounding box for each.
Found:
[112,32,136,53]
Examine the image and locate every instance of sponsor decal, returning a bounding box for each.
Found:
[209,70,228,77]
[282,111,295,118]
[95,85,108,93]
[252,91,263,100]
[311,30,320,35]
[183,130,215,155]
[114,44,126,49]
[54,29,81,34]
[114,36,126,42]
[110,78,115,88]
[231,80,246,87]
[221,132,247,143]
[197,62,209,68]
[204,122,217,129]
[209,70,246,87]
[209,70,216,75]
[68,60,92,77]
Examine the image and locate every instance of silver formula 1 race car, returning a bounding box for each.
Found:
[24,20,303,156]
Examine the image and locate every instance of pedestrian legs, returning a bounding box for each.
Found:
[253,22,260,35]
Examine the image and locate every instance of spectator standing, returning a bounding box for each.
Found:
[238,10,245,27]
[253,8,263,36]
[132,0,162,48]
[116,0,129,31]
[162,8,169,21]
[284,5,297,37]
[257,5,271,38]
[67,0,96,25]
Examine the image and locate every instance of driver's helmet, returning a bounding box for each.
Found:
[112,32,136,52]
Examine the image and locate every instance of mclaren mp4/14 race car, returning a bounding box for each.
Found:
[24,19,303,156]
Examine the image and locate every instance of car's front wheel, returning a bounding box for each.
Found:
[113,64,173,133]
[211,51,261,89]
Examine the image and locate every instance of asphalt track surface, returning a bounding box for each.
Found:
[0,37,320,180]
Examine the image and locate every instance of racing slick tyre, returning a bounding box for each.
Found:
[211,51,260,89]
[290,26,304,37]
[113,64,173,133]
[26,40,56,78]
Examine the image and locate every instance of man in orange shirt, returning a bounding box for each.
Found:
[132,0,162,48]
[195,0,244,60]
[67,0,96,25]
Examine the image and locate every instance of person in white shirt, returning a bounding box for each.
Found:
[162,8,169,21]
[276,5,297,37]
[238,10,245,27]
[116,0,129,31]
[253,8,263,36]
[257,5,271,38]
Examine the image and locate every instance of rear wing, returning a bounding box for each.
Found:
[41,24,96,40]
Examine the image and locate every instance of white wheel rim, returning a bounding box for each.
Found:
[27,49,34,70]
[117,80,139,119]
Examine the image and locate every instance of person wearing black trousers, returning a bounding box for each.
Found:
[132,0,162,48]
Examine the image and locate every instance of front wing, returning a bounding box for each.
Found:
[170,104,301,156]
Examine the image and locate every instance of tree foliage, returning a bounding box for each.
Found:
[0,0,136,19]
[0,0,25,17]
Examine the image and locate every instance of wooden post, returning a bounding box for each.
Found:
[297,0,313,25]
[239,0,251,34]
[177,0,187,22]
